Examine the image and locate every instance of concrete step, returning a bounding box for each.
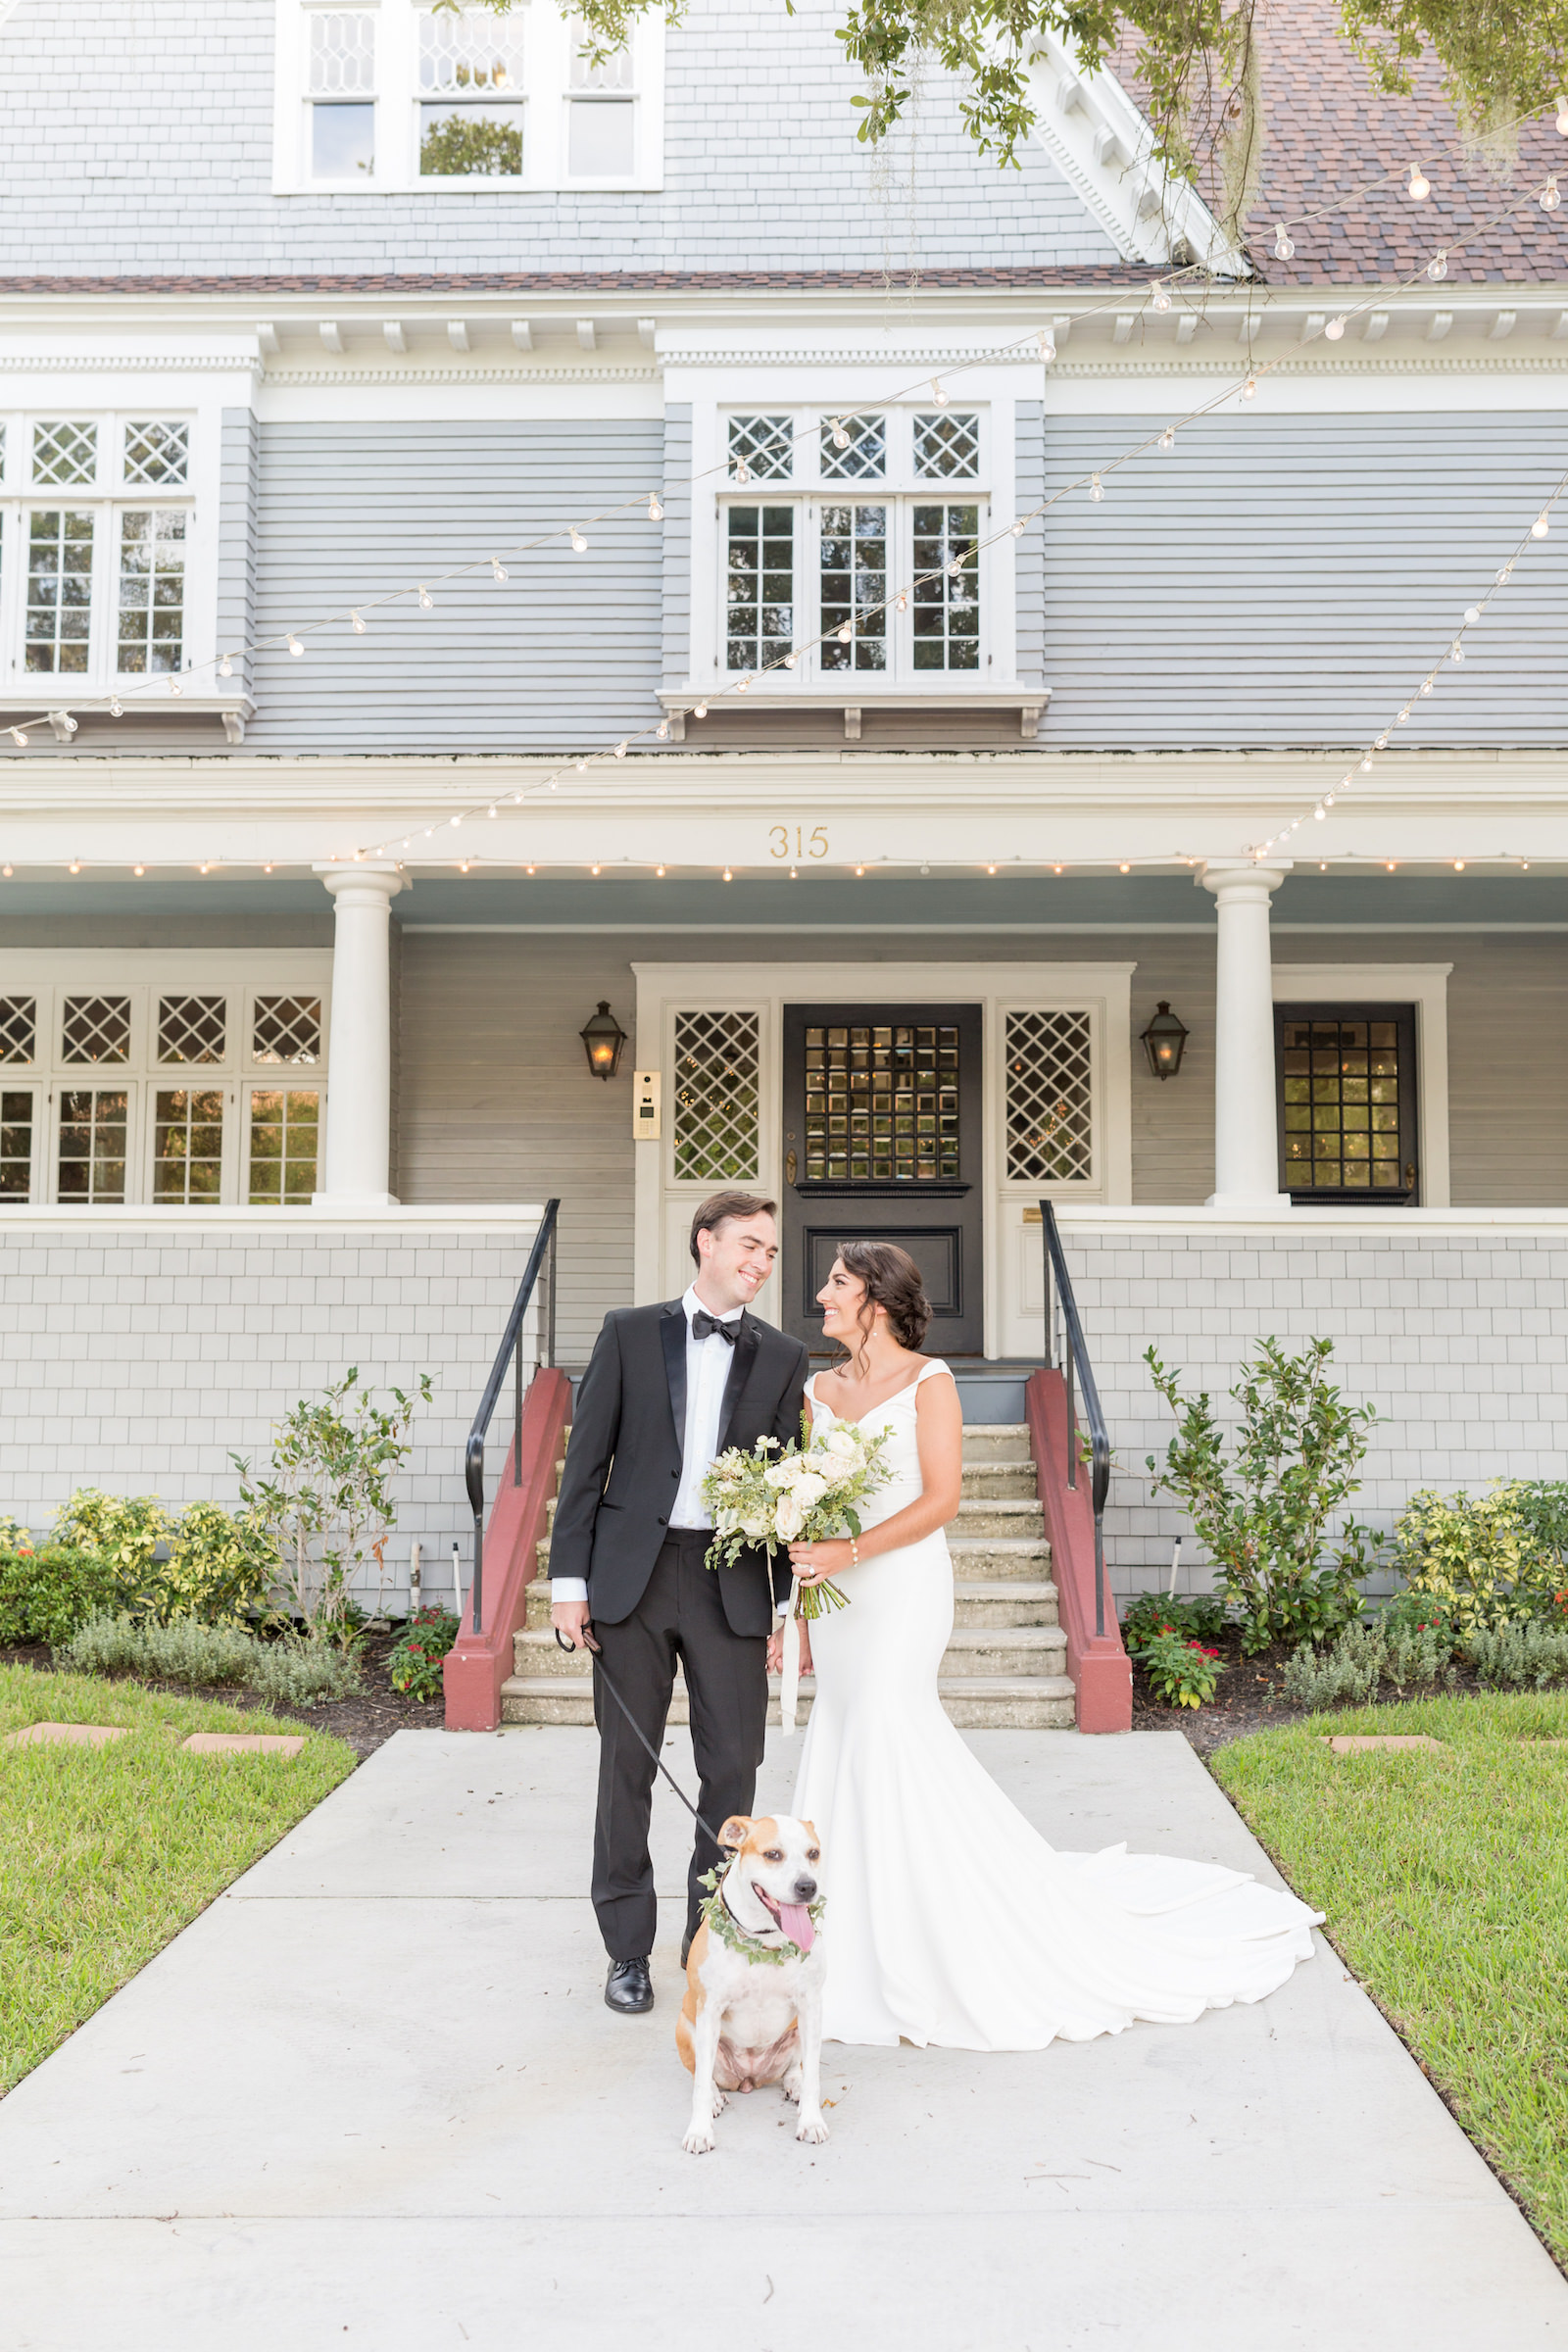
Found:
[953,1578,1057,1629]
[956,1422,1033,1463]
[936,1676,1076,1730]
[954,1496,1044,1540]
[947,1533,1052,1580]
[942,1624,1067,1678]
[501,1674,816,1729]
[959,1462,1037,1499]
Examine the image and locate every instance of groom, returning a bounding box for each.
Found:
[551,1190,810,2015]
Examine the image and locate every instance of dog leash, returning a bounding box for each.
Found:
[555,1625,722,1847]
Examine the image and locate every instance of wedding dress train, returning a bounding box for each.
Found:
[792,1361,1320,2051]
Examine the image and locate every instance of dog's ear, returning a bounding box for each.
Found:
[802,1820,819,1846]
[717,1815,753,1852]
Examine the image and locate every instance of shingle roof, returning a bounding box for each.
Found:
[1225,0,1567,282]
[0,266,1164,297]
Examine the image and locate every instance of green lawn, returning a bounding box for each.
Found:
[1214,1690,1568,2268]
[0,1662,355,2094]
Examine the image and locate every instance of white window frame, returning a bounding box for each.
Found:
[672,383,1026,708]
[0,954,332,1208]
[0,413,213,699]
[631,960,1133,1356]
[272,0,665,193]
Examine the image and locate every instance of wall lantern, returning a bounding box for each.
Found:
[1140,1000,1189,1080]
[579,1000,628,1081]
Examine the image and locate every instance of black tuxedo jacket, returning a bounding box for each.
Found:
[550,1298,810,1636]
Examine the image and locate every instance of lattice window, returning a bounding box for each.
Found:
[0,998,36,1064]
[819,504,887,672]
[158,995,226,1065]
[1004,1010,1094,1183]
[419,4,523,90]
[820,413,886,481]
[25,511,95,674]
[31,420,97,487]
[806,1021,958,1183]
[123,420,189,488]
[913,411,980,478]
[568,15,633,86]
[118,511,185,674]
[911,503,980,671]
[310,10,374,91]
[672,1010,760,1182]
[0,1089,32,1199]
[726,506,794,672]
[153,1087,224,1202]
[418,2,524,174]
[249,1088,320,1201]
[727,415,793,483]
[61,995,131,1066]
[1281,1014,1407,1192]
[57,1088,128,1201]
[253,995,322,1066]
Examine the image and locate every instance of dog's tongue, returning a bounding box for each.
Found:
[777,1903,815,1953]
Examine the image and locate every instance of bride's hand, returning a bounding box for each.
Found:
[789,1538,856,1586]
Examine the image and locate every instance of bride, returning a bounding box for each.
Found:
[784,1239,1320,2052]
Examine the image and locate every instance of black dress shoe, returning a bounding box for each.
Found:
[605,1956,654,2014]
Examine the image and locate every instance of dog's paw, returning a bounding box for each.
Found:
[795,2113,830,2145]
[682,2123,716,2155]
[709,2090,728,2120]
[781,2072,802,2105]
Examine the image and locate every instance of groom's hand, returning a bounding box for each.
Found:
[552,1600,600,1652]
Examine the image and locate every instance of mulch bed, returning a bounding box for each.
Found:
[0,1627,444,1761]
[1133,1624,1488,1756]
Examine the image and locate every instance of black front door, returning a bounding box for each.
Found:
[781,1003,984,1355]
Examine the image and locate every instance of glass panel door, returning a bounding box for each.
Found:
[1277,1004,1418,1202]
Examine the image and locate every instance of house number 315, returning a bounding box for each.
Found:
[769,825,829,858]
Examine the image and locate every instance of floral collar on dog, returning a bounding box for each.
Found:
[698,1865,826,1964]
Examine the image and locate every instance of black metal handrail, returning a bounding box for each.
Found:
[1039,1199,1111,1640]
[464,1198,560,1636]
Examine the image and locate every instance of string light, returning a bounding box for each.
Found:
[1272,222,1295,259]
[1324,316,1347,340]
[351,611,367,634]
[8,728,25,748]
[1152,283,1172,313]
[614,739,628,755]
[1544,176,1562,212]
[1010,517,1027,537]
[734,459,752,485]
[1119,862,1130,873]
[783,651,799,667]
[1428,250,1448,279]
[418,586,434,609]
[694,701,708,718]
[1243,374,1257,400]
[590,862,601,874]
[656,717,669,739]
[1,866,11,879]
[655,863,665,876]
[286,634,303,657]
[648,491,664,520]
[930,380,951,408]
[109,698,122,716]
[1089,473,1104,502]
[1533,512,1551,537]
[855,863,865,876]
[169,677,182,696]
[219,654,233,677]
[1158,426,1175,452]
[488,804,498,817]
[1407,164,1430,201]
[1454,858,1466,870]
[1037,331,1055,363]
[69,859,83,873]
[569,527,588,554]
[722,866,733,881]
[490,557,509,582]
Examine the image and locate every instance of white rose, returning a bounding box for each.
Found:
[791,1471,827,1511]
[820,1427,860,1462]
[773,1488,806,1540]
[740,1513,770,1540]
[763,1460,796,1491]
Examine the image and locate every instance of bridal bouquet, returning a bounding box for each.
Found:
[701,1417,892,1622]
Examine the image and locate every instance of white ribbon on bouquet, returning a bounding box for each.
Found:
[780,1578,804,1738]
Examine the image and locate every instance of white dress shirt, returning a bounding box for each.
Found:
[550,1285,743,1605]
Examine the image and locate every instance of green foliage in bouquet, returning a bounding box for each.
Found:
[701,1417,893,1621]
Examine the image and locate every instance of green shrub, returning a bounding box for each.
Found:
[1122,1590,1228,1650]
[1132,1623,1224,1709]
[1464,1620,1568,1692]
[1392,1483,1560,1636]
[1282,1611,1455,1711]
[1144,1338,1380,1654]
[387,1607,460,1700]
[0,1544,120,1645]
[57,1611,362,1709]
[52,1491,170,1608]
[161,1500,277,1626]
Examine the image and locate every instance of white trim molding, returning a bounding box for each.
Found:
[1270,960,1452,1209]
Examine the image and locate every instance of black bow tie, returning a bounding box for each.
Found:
[692,1309,740,1345]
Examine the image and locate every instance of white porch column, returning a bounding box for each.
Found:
[1200,860,1292,1209]
[314,863,405,1206]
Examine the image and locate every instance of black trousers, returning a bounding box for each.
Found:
[591,1530,768,1962]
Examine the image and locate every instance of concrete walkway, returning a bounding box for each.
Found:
[2,1724,1564,2351]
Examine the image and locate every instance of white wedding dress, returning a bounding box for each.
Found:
[792,1360,1321,2050]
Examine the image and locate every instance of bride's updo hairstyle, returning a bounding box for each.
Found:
[832,1240,931,1367]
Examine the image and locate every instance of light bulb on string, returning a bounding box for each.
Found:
[220,654,233,678]
[1313,806,1326,820]
[1361,754,1374,771]
[735,675,750,695]
[1386,860,1396,871]
[1375,733,1390,750]
[734,459,752,485]
[1397,705,1412,724]
[1450,640,1465,662]
[575,760,587,772]
[1454,858,1466,871]
[836,620,854,643]
[169,677,182,696]
[648,492,664,520]
[1428,250,1448,280]
[287,634,304,657]
[70,859,81,874]
[1407,163,1430,201]
[1152,283,1172,313]
[1,866,10,877]
[569,527,588,554]
[590,863,601,875]
[930,380,951,408]
[656,863,665,876]
[450,814,462,827]
[1037,331,1056,363]
[1464,606,1481,625]
[488,805,498,817]
[1272,222,1295,259]
[1053,863,1063,874]
[351,610,367,634]
[896,591,908,612]
[855,864,865,876]
[8,728,25,749]
[946,553,964,576]
[110,697,122,716]
[1242,374,1257,400]
[418,586,434,609]
[1010,517,1027,537]
[1543,176,1562,212]
[1497,562,1516,582]
[614,739,629,755]
[1557,90,1568,133]
[1325,316,1347,340]
[1158,426,1175,452]
[784,651,799,667]
[490,557,509,582]
[656,718,669,739]
[830,418,851,450]
[694,702,708,718]
[1118,862,1130,874]
[1089,473,1104,502]
[1533,513,1551,538]
[722,867,733,881]
[1420,676,1436,696]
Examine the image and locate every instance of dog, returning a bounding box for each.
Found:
[676,1813,827,2155]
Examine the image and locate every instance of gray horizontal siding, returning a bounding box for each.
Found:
[217,407,258,702]
[1041,413,1568,747]
[249,421,663,752]
[0,0,1116,277]
[1013,398,1046,690]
